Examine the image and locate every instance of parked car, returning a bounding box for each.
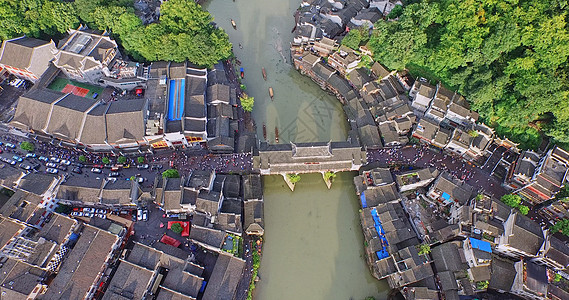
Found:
[95,214,107,219]
[38,156,49,162]
[5,143,15,149]
[25,153,37,159]
[71,162,84,168]
[19,162,34,170]
[96,209,107,214]
[108,172,120,177]
[50,157,60,163]
[137,209,143,221]
[57,165,67,171]
[60,159,71,165]
[12,155,22,162]
[137,164,149,170]
[83,208,95,213]
[71,167,82,174]
[46,168,58,174]
[136,177,145,183]
[84,212,94,218]
[5,159,16,165]
[91,168,102,174]
[46,162,58,168]
[93,164,104,169]
[142,209,148,221]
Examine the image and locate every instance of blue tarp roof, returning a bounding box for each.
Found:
[68,233,79,242]
[469,237,492,253]
[371,208,389,260]
[360,193,367,208]
[441,192,451,202]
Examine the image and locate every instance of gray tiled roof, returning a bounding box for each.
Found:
[202,252,245,300]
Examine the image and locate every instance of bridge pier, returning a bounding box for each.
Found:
[281,173,296,191]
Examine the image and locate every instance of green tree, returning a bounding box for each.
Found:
[171,223,183,234]
[342,29,362,50]
[518,205,529,215]
[102,157,110,165]
[287,173,301,184]
[20,141,35,152]
[137,157,145,164]
[367,0,569,146]
[162,168,180,178]
[54,204,72,214]
[476,280,489,290]
[551,219,569,237]
[240,94,254,112]
[387,5,403,19]
[117,156,127,164]
[417,243,431,255]
[78,155,86,162]
[324,171,336,182]
[501,194,521,208]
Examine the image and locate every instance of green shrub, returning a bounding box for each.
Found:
[20,141,35,152]
[171,223,183,234]
[162,169,180,178]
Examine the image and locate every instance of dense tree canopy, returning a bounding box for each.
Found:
[0,0,232,67]
[368,0,569,148]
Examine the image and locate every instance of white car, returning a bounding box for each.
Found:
[46,162,58,168]
[60,159,71,165]
[95,213,107,219]
[142,210,148,221]
[46,168,58,174]
[137,209,143,221]
[83,207,95,213]
[50,157,60,163]
[91,168,102,174]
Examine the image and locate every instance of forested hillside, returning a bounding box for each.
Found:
[0,0,232,67]
[366,0,569,148]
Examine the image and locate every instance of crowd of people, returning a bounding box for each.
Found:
[367,144,507,198]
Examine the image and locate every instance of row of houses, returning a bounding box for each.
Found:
[295,0,402,43]
[1,26,240,153]
[0,156,260,300]
[291,9,569,207]
[354,166,569,299]
[153,172,264,237]
[293,43,415,149]
[0,170,129,299]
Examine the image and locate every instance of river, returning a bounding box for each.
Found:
[204,1,388,299]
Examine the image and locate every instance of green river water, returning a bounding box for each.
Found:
[204,1,389,299]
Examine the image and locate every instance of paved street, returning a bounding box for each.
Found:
[367,145,508,198]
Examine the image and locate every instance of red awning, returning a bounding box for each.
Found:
[167,221,190,237]
[160,235,181,247]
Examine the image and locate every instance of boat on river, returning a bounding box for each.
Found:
[269,87,274,99]
[263,123,267,140]
[231,19,237,29]
[275,127,279,143]
[262,67,267,80]
[240,67,244,79]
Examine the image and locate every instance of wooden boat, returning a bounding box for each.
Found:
[262,67,267,80]
[275,127,279,143]
[263,123,267,140]
[269,87,274,99]
[231,19,237,29]
[240,67,244,79]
